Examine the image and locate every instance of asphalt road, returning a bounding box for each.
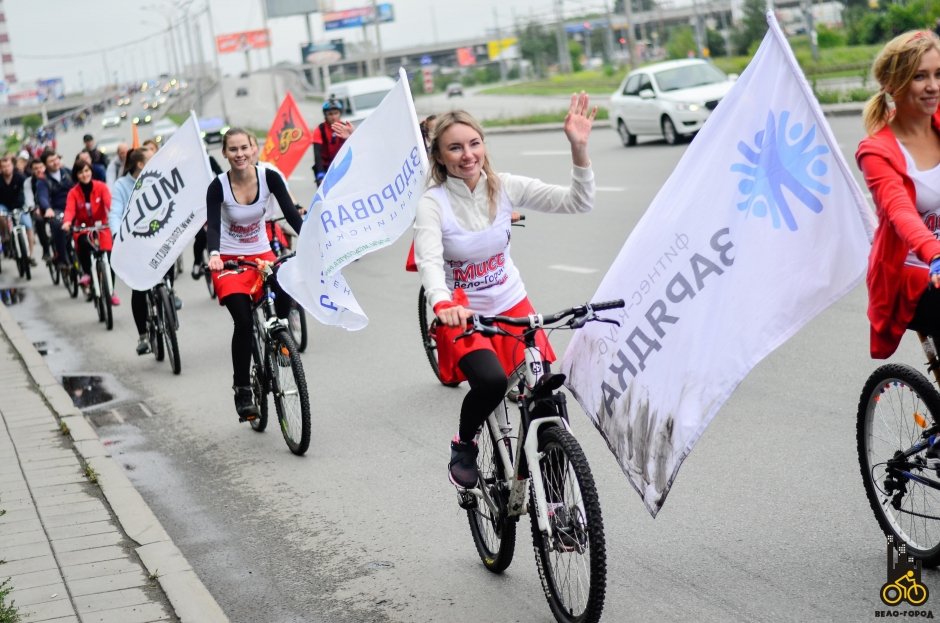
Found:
[5,104,930,622]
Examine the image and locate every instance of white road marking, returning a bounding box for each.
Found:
[548,264,598,274]
[520,150,571,156]
[596,186,626,192]
[138,402,154,418]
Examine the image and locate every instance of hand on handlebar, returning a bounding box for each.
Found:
[207,255,224,272]
[435,302,475,330]
[61,221,71,232]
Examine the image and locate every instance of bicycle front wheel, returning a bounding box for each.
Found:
[467,414,516,573]
[858,364,940,567]
[157,288,181,375]
[249,325,269,432]
[529,426,606,623]
[205,270,216,299]
[66,266,79,298]
[48,259,60,285]
[269,330,310,455]
[98,261,113,331]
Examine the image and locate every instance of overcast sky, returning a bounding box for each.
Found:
[4,0,615,92]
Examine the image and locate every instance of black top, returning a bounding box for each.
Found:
[205,166,303,253]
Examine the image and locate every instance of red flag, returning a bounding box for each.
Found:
[260,91,312,179]
[131,123,140,149]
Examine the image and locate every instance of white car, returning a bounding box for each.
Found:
[96,133,124,158]
[609,59,735,146]
[151,118,178,145]
[101,109,122,128]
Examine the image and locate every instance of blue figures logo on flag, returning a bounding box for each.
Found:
[731,110,832,231]
[307,149,353,222]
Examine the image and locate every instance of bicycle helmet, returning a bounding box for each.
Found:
[322,98,342,114]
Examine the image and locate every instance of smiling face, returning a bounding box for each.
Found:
[435,122,486,191]
[222,131,252,170]
[895,47,940,119]
[75,164,92,184]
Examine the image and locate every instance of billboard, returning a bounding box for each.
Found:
[36,78,64,102]
[265,0,319,18]
[216,29,271,54]
[323,3,393,30]
[301,40,345,66]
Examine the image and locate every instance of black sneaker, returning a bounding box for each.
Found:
[136,337,151,356]
[448,438,479,489]
[233,386,259,422]
[191,264,203,280]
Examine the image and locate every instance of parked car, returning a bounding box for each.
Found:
[235,86,248,97]
[446,82,463,97]
[131,110,152,125]
[609,59,735,146]
[151,118,179,145]
[101,109,122,128]
[198,117,229,144]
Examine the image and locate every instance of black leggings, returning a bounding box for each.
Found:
[910,288,940,339]
[456,350,508,443]
[193,228,206,266]
[222,279,294,387]
[131,290,148,335]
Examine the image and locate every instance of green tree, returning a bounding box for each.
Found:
[666,25,697,59]
[706,28,727,57]
[517,20,557,78]
[21,114,41,136]
[731,0,768,54]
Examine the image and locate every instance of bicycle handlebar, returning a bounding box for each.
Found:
[459,299,625,340]
[220,252,295,274]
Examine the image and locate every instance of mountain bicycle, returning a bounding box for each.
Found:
[222,254,311,456]
[61,226,82,299]
[267,217,308,352]
[44,215,61,285]
[416,214,525,387]
[858,330,940,567]
[72,224,115,330]
[145,273,181,375]
[8,209,31,280]
[455,299,623,623]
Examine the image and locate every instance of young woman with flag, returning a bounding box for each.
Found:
[205,128,304,422]
[857,30,940,359]
[413,93,597,489]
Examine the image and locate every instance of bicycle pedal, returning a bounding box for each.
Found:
[456,490,477,510]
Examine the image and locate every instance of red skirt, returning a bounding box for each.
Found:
[434,296,556,385]
[211,250,277,304]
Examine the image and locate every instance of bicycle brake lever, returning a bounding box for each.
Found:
[595,317,621,327]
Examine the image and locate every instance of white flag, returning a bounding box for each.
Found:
[562,13,876,517]
[279,67,428,330]
[111,112,214,290]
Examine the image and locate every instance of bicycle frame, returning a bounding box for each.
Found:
[469,324,577,541]
[77,225,114,301]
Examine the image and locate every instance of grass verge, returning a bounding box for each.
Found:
[481,108,609,128]
[0,576,19,623]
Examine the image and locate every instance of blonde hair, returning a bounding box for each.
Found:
[428,111,500,217]
[863,30,940,136]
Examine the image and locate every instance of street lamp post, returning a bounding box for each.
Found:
[204,0,230,123]
[259,0,279,112]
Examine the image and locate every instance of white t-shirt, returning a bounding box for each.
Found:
[899,141,940,269]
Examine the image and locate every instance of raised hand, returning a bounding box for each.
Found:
[564,91,596,167]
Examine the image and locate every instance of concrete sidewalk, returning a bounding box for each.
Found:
[0,304,228,623]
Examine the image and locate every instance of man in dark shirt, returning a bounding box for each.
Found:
[38,150,74,266]
[0,154,30,262]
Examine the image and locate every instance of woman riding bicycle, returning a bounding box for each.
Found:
[413,94,596,489]
[856,30,940,359]
[109,148,156,354]
[62,158,119,306]
[205,128,304,422]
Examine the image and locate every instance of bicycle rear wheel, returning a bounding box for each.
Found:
[529,426,606,623]
[417,286,459,388]
[157,288,181,375]
[153,294,166,362]
[858,364,940,567]
[249,325,269,432]
[66,266,79,298]
[287,303,308,353]
[15,230,30,280]
[467,412,516,573]
[269,330,310,455]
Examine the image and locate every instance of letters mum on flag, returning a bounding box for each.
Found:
[561,12,875,518]
[260,91,312,179]
[278,67,429,331]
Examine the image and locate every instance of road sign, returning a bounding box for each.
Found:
[420,55,432,66]
[217,29,270,54]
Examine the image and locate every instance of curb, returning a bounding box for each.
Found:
[0,303,229,623]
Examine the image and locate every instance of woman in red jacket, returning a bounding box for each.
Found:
[856,30,940,358]
[62,159,119,305]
